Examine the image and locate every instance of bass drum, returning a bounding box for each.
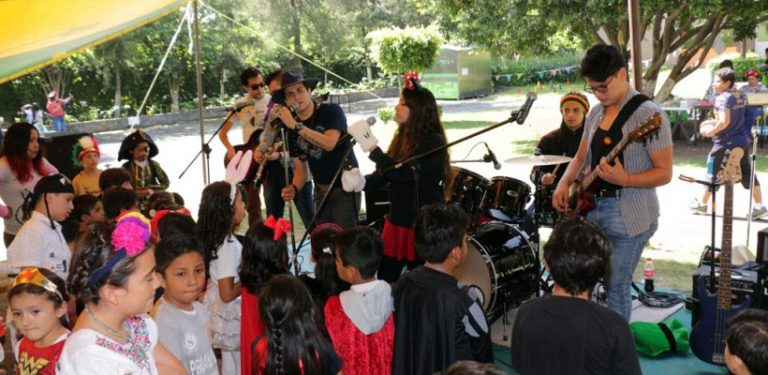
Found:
[447,167,489,217]
[455,222,538,322]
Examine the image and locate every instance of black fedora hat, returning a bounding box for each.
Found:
[271,71,319,105]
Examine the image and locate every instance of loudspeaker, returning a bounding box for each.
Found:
[40,132,90,180]
[757,227,768,264]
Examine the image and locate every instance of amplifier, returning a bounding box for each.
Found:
[40,132,91,180]
[363,185,390,226]
[689,265,761,325]
[757,227,768,264]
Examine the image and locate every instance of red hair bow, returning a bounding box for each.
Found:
[264,215,292,240]
[404,72,420,91]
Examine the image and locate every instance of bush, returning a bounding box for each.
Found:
[710,56,764,79]
[378,107,395,124]
[367,26,442,74]
[492,52,584,87]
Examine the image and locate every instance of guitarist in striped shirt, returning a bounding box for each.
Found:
[552,44,673,321]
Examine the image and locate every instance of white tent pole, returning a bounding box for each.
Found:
[192,0,208,185]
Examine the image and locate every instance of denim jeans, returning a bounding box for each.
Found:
[586,196,658,321]
[263,164,314,229]
[314,184,360,229]
[51,117,65,132]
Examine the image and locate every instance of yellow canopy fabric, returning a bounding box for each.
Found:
[0,0,188,84]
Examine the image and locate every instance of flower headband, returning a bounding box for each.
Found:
[263,215,292,241]
[86,212,151,288]
[12,267,63,301]
[404,72,421,91]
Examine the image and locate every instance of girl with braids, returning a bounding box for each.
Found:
[254,274,342,375]
[7,174,74,279]
[343,73,450,282]
[9,267,70,374]
[239,216,291,375]
[198,181,247,375]
[0,122,58,246]
[58,214,185,374]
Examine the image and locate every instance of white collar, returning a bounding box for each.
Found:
[133,159,148,168]
[351,279,381,293]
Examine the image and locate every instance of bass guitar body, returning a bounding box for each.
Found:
[689,277,750,365]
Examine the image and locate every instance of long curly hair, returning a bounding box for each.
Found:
[387,87,450,193]
[257,275,337,375]
[196,181,237,268]
[1,123,47,183]
[239,222,289,294]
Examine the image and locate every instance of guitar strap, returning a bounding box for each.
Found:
[657,322,677,352]
[604,94,650,165]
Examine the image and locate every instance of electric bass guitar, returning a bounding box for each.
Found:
[567,112,662,216]
[690,147,750,365]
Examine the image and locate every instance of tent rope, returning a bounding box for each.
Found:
[199,1,381,100]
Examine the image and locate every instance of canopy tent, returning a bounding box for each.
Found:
[0,0,188,85]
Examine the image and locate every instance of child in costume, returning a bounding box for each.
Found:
[71,135,102,196]
[118,130,169,212]
[9,267,70,375]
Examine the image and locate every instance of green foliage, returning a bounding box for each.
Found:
[377,107,395,124]
[367,26,443,74]
[710,57,765,80]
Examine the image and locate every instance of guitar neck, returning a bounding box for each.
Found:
[574,137,630,195]
[717,183,734,310]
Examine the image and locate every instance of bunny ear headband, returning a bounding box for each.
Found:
[224,150,253,203]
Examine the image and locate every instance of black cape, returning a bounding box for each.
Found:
[392,266,492,374]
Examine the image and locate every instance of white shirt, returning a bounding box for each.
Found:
[6,211,70,279]
[0,156,57,234]
[209,234,242,283]
[56,314,159,375]
[233,95,270,144]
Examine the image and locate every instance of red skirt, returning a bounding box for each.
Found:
[382,219,416,262]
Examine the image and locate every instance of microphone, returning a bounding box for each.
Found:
[514,92,537,124]
[225,100,255,112]
[483,143,501,170]
[340,116,377,144]
[257,103,299,154]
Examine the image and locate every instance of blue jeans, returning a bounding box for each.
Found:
[586,197,658,321]
[51,117,65,132]
[263,163,314,228]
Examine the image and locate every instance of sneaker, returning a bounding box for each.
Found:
[691,202,708,215]
[751,206,768,220]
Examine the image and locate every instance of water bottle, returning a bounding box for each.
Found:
[644,258,655,293]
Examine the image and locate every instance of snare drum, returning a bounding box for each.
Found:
[448,167,489,216]
[455,222,538,322]
[481,177,531,218]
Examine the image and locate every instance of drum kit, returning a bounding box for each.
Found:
[448,154,573,322]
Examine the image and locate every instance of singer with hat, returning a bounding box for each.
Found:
[274,71,360,229]
[341,73,449,283]
[219,67,270,225]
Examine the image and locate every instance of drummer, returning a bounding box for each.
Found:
[531,91,590,186]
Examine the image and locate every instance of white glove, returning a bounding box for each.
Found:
[341,168,366,192]
[348,118,379,152]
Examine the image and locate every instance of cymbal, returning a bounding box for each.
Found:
[504,154,573,166]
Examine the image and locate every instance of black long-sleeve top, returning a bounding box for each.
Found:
[364,133,447,228]
[531,122,583,185]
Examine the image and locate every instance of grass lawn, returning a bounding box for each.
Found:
[633,258,698,293]
[442,120,495,129]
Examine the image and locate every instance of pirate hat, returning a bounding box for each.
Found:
[118,130,159,161]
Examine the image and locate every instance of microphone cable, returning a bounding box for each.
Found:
[631,282,684,308]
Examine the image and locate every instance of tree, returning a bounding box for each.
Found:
[434,0,768,101]
[367,26,442,75]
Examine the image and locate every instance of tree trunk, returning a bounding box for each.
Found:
[169,76,180,113]
[220,66,227,100]
[114,67,122,118]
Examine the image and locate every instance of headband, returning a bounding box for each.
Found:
[404,72,421,91]
[86,212,151,288]
[12,267,63,301]
[560,91,590,113]
[224,150,253,203]
[72,135,100,167]
[263,215,292,241]
[747,70,760,78]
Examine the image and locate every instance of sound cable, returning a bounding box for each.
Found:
[631,282,684,308]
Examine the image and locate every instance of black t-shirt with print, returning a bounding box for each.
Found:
[287,103,359,185]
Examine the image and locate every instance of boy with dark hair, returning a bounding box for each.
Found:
[725,308,768,375]
[101,186,138,221]
[324,226,394,374]
[511,217,641,375]
[153,235,218,375]
[392,203,492,374]
[692,67,767,218]
[98,167,132,192]
[156,212,195,240]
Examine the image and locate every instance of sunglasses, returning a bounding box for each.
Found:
[250,83,266,90]
[584,75,615,94]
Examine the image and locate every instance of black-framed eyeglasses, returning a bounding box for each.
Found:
[584,75,615,94]
[250,83,266,90]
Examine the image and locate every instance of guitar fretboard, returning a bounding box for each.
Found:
[716,182,734,311]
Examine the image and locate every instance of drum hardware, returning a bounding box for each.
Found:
[504,154,573,166]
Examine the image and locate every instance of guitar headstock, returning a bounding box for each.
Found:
[717,148,744,184]
[628,113,662,141]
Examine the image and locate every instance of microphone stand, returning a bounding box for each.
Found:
[746,134,758,249]
[279,123,300,274]
[679,174,720,290]
[179,108,241,182]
